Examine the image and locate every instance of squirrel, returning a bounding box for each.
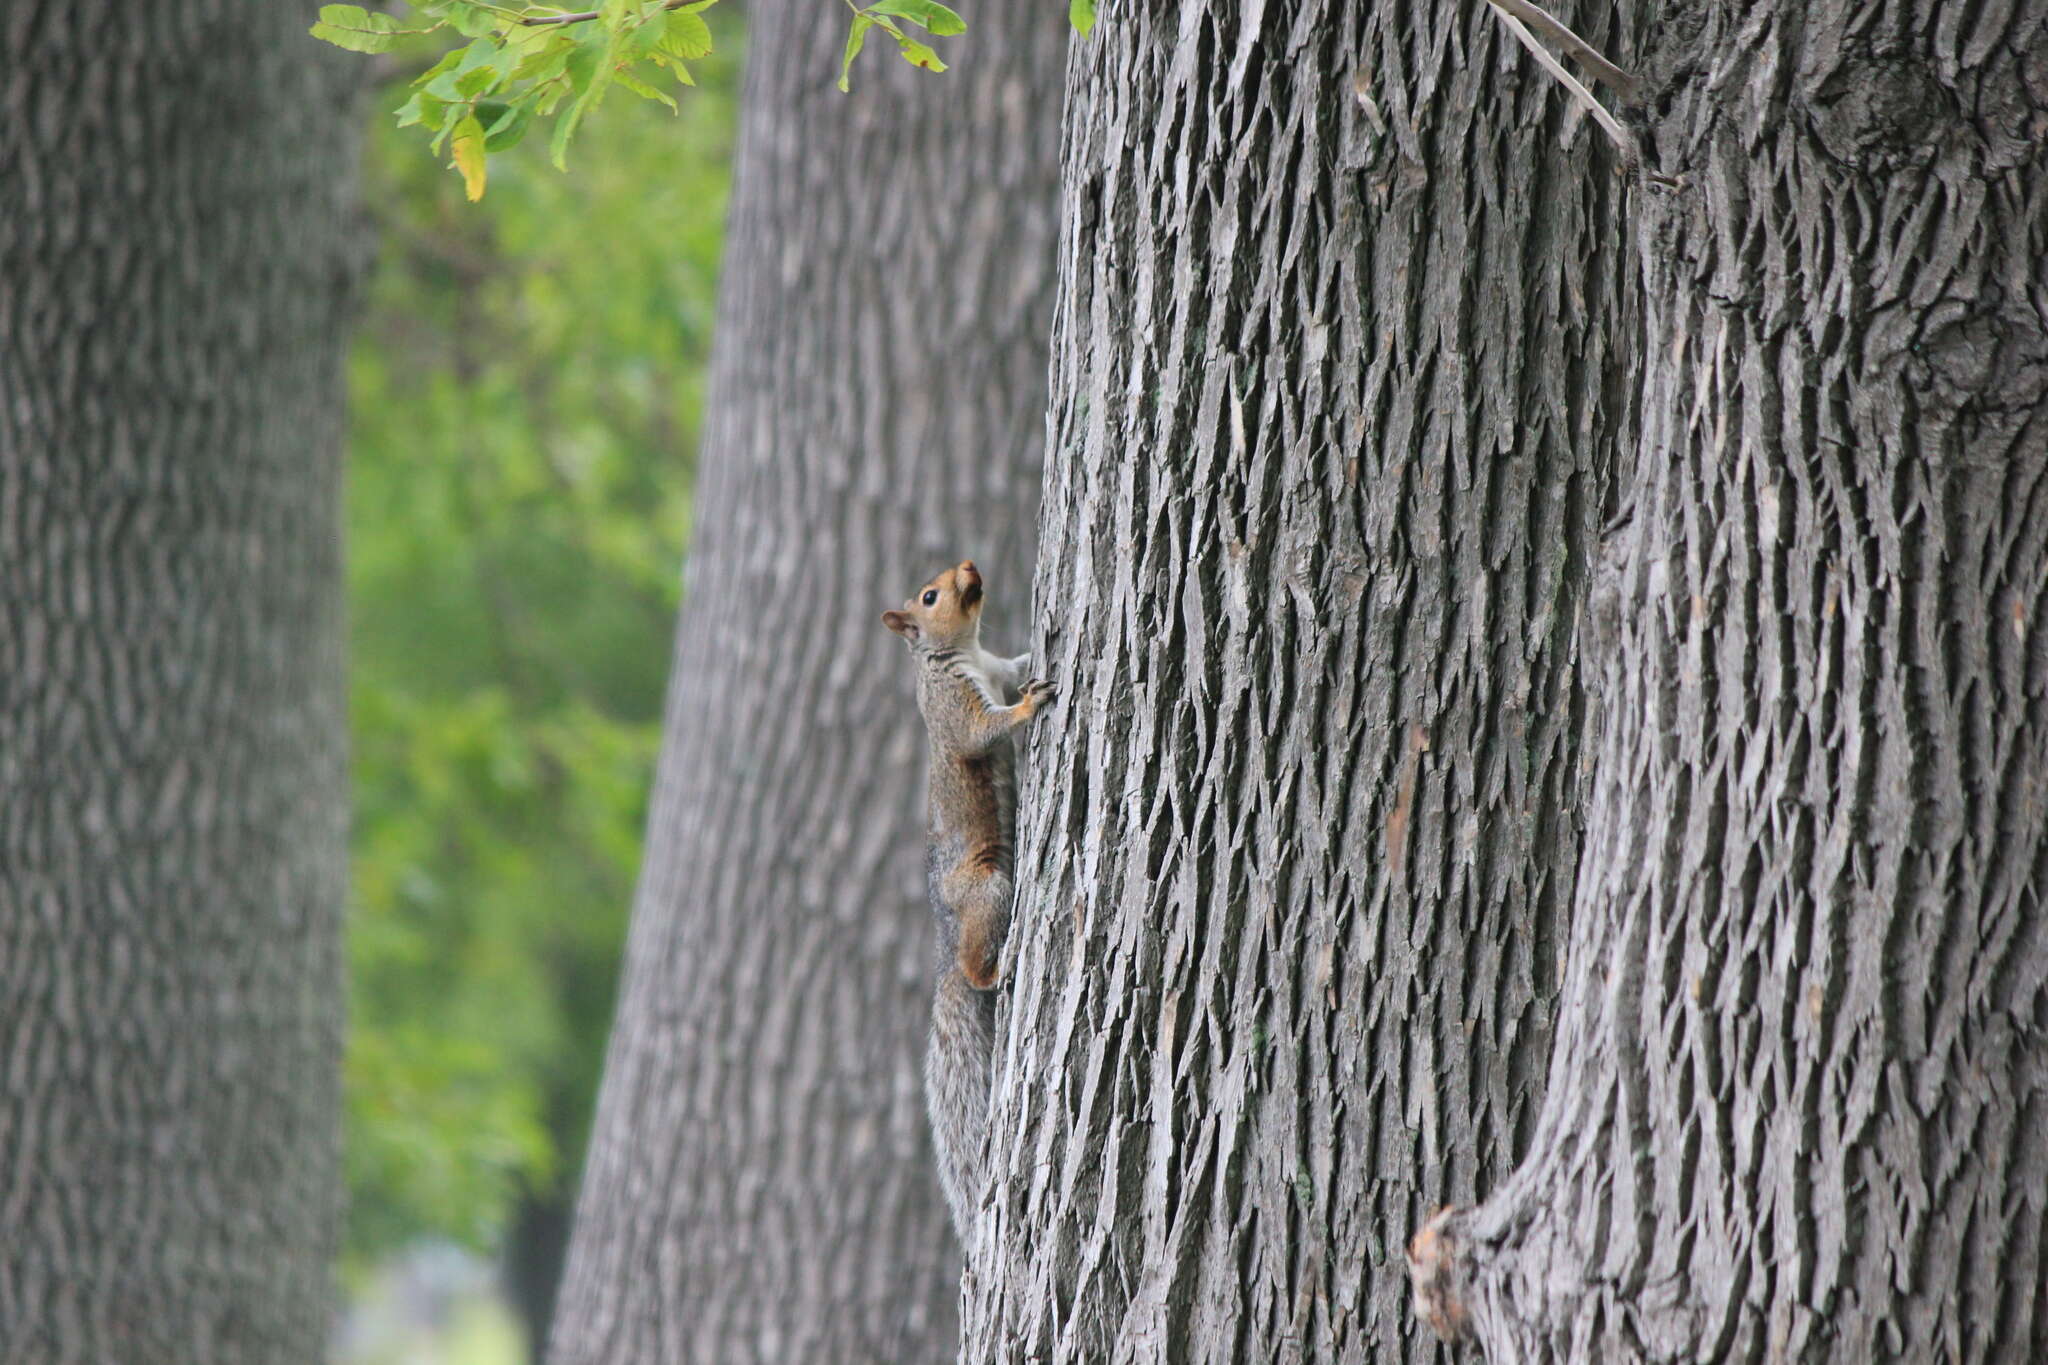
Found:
[883,559,1055,1238]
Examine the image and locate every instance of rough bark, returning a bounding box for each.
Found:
[0,4,360,1363]
[545,6,1066,1362]
[960,2,1640,1359]
[1418,2,2048,1360]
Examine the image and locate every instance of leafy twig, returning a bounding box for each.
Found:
[519,0,697,28]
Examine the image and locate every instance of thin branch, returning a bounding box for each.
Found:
[1486,0,1640,173]
[519,0,696,26]
[1484,0,1637,99]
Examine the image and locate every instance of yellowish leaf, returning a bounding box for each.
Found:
[897,37,946,72]
[452,114,488,201]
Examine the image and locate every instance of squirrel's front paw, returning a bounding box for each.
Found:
[1022,678,1058,711]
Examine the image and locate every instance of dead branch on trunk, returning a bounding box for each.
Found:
[1482,0,1678,185]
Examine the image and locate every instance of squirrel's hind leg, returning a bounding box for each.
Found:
[943,864,1013,990]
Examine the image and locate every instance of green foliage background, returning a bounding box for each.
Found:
[343,9,738,1264]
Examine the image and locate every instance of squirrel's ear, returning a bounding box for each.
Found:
[882,610,919,640]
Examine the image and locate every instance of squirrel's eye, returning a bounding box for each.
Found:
[922,590,939,607]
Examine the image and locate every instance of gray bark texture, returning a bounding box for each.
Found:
[0,4,360,1363]
[961,1,1640,1360]
[1420,0,2048,1360]
[544,5,1066,1362]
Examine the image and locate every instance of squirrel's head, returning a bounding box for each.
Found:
[882,560,984,651]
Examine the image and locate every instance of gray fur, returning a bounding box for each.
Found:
[926,958,998,1237]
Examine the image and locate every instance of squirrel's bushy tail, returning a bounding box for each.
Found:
[926,966,996,1238]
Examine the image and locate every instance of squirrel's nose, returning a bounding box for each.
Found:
[959,560,978,576]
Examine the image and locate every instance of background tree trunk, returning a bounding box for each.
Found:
[962,2,1640,1359]
[0,5,360,1363]
[1422,2,2048,1359]
[545,5,1067,1361]
[506,1189,573,1359]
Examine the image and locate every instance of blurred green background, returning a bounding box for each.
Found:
[337,12,741,1362]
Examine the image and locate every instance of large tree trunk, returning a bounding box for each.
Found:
[545,6,1067,1361]
[960,2,1640,1359]
[0,5,359,1363]
[1414,2,2048,1360]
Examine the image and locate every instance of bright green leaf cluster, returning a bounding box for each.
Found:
[837,0,966,92]
[311,1,722,197]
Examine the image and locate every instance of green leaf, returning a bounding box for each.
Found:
[395,89,457,131]
[660,10,715,60]
[455,64,499,98]
[867,0,966,36]
[412,48,465,88]
[548,98,581,169]
[439,1,501,38]
[1069,0,1097,35]
[895,37,947,73]
[310,4,405,54]
[451,115,488,201]
[549,32,610,170]
[480,100,534,151]
[513,40,571,85]
[629,10,670,56]
[613,70,678,111]
[455,37,503,75]
[426,38,502,99]
[428,100,464,154]
[837,14,873,93]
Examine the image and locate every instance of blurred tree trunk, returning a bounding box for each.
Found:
[505,1187,572,1359]
[0,5,359,1364]
[1416,1,2048,1359]
[546,5,1067,1362]
[961,2,1640,1360]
